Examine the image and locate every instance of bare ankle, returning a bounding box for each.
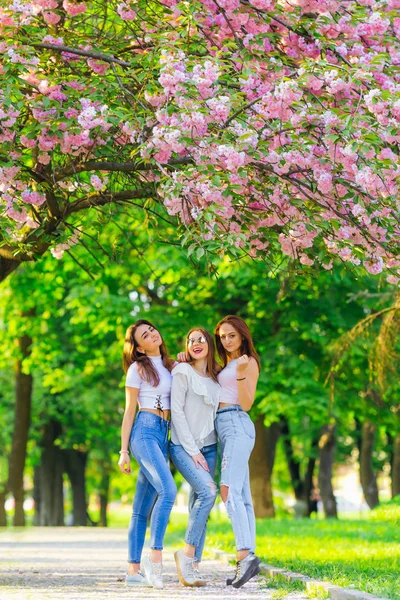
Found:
[127,563,140,576]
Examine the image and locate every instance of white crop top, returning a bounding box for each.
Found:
[218,359,239,405]
[125,356,172,410]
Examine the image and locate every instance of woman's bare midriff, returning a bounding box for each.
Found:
[218,402,239,408]
[139,408,171,421]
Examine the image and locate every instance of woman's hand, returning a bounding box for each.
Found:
[192,453,209,471]
[236,354,250,378]
[118,452,131,474]
[177,352,190,363]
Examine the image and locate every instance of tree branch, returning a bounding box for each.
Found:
[54,158,192,181]
[31,43,131,67]
[65,188,153,214]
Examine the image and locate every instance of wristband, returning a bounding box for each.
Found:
[236,377,246,381]
[119,450,129,454]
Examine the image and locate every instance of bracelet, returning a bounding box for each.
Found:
[236,377,246,381]
[119,450,129,454]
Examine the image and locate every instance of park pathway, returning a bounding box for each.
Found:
[0,527,308,600]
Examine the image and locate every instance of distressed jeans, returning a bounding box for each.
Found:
[128,411,177,563]
[170,442,218,563]
[215,406,256,553]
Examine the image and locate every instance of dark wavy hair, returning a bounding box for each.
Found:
[123,319,175,386]
[185,327,221,383]
[214,315,260,370]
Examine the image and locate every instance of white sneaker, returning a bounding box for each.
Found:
[125,570,149,586]
[194,566,207,587]
[142,554,164,589]
[174,549,196,587]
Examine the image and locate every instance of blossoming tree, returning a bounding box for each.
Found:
[1,0,400,283]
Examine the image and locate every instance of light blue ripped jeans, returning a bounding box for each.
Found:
[215,406,256,553]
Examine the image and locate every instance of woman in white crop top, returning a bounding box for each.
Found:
[214,315,261,589]
[118,319,177,590]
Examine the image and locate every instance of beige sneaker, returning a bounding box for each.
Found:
[174,549,196,587]
[194,566,207,587]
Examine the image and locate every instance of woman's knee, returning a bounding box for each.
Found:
[162,480,177,504]
[201,481,217,505]
[220,484,229,503]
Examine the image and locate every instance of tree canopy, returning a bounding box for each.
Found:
[1,0,400,282]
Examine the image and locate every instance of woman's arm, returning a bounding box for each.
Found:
[236,357,259,412]
[118,386,139,474]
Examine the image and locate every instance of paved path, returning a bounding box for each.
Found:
[0,528,308,600]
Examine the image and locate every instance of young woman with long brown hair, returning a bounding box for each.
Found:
[214,315,261,589]
[169,328,221,588]
[118,319,177,589]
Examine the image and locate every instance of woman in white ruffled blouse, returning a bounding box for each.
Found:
[170,327,221,588]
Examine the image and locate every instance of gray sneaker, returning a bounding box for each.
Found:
[194,566,207,587]
[125,570,149,586]
[142,554,164,589]
[174,549,196,587]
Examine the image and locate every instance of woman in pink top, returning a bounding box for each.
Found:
[214,315,261,589]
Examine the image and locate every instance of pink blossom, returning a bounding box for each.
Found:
[117,3,137,20]
[21,190,47,206]
[36,0,59,8]
[364,257,384,274]
[42,11,61,24]
[87,59,109,75]
[90,174,108,190]
[62,1,87,16]
[38,152,51,164]
[300,255,314,266]
[386,275,399,285]
[317,172,333,193]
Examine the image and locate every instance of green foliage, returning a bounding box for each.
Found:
[202,515,400,600]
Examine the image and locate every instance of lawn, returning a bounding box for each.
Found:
[114,499,398,600]
[15,498,400,599]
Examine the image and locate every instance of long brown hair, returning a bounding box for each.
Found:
[123,319,175,386]
[214,315,260,370]
[185,327,220,383]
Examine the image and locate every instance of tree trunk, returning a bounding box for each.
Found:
[8,334,33,527]
[63,449,88,526]
[99,470,110,527]
[391,434,400,498]
[280,416,304,500]
[249,417,280,518]
[318,423,338,518]
[0,256,20,284]
[35,420,64,526]
[359,421,379,508]
[33,466,41,526]
[0,489,7,527]
[304,453,317,515]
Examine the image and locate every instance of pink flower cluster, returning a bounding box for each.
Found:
[50,232,80,259]
[1,0,400,280]
[117,2,136,21]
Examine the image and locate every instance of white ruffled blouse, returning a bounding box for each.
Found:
[170,363,221,456]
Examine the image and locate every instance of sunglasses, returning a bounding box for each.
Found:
[187,335,208,347]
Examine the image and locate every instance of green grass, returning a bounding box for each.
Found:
[7,498,400,599]
[158,499,399,600]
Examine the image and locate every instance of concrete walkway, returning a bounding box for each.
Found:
[0,528,308,600]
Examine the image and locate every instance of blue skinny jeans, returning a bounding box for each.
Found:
[128,411,177,563]
[170,442,218,563]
